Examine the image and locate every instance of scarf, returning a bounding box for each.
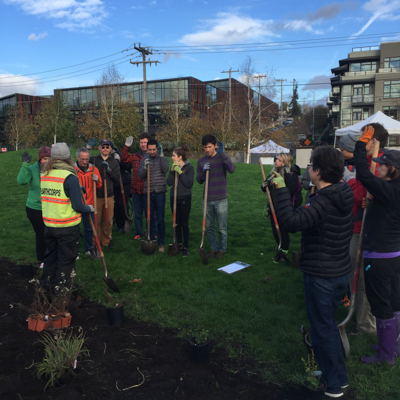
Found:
[53,160,77,175]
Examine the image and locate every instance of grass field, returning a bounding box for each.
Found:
[1,148,399,399]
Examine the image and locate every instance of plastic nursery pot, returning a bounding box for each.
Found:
[300,378,326,400]
[20,264,34,279]
[28,317,38,331]
[106,306,124,327]
[62,315,72,328]
[35,318,51,332]
[188,337,211,364]
[51,318,63,329]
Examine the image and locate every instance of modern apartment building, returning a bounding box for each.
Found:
[328,41,400,144]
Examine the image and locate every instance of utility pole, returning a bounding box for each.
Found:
[310,90,315,140]
[130,43,160,132]
[255,74,266,132]
[221,68,239,128]
[276,79,287,125]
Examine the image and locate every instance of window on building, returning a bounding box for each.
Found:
[384,57,400,69]
[389,135,400,146]
[342,109,351,125]
[384,81,400,98]
[352,108,362,121]
[350,62,377,72]
[383,106,399,120]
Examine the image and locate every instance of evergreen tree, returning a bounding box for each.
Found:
[289,83,302,117]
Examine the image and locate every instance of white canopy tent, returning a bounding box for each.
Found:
[334,111,400,147]
[249,140,290,154]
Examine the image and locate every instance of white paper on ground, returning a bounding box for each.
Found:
[218,261,251,274]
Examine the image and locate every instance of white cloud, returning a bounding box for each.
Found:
[302,75,332,91]
[0,73,42,97]
[28,32,48,41]
[5,0,108,32]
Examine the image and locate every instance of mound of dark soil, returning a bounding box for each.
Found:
[0,257,307,399]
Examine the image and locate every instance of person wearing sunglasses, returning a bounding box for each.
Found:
[90,139,120,247]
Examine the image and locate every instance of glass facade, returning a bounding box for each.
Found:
[350,61,377,72]
[0,96,16,117]
[384,80,400,98]
[384,57,400,69]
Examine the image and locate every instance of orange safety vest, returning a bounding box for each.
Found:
[41,169,81,228]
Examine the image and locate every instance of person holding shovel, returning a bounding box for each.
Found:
[40,143,94,295]
[166,145,194,257]
[272,147,353,398]
[352,125,400,366]
[339,128,388,337]
[75,147,103,256]
[261,153,302,263]
[17,146,51,267]
[138,139,169,252]
[90,139,120,247]
[196,135,236,259]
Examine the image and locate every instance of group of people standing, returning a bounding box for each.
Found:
[265,122,400,398]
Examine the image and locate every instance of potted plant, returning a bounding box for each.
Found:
[188,329,210,364]
[300,350,326,399]
[103,287,125,326]
[35,329,90,389]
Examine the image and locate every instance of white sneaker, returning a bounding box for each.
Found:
[85,251,91,256]
[76,254,80,260]
[325,391,344,398]
[39,263,44,269]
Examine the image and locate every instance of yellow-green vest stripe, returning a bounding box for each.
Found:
[41,170,82,228]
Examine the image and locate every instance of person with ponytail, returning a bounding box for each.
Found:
[166,145,194,257]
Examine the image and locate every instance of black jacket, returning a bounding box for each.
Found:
[354,141,400,253]
[166,161,194,200]
[274,182,353,278]
[90,154,120,198]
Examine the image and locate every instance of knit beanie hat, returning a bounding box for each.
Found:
[38,146,51,161]
[51,143,70,160]
[338,133,357,153]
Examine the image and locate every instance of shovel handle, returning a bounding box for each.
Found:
[92,166,97,230]
[173,171,178,242]
[119,175,130,219]
[200,170,209,248]
[147,163,151,241]
[103,165,111,240]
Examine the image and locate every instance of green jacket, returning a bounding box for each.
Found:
[17,161,42,210]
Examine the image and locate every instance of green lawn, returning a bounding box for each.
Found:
[1,148,399,399]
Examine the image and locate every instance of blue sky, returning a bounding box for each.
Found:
[1,0,400,106]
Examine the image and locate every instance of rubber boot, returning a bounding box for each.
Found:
[371,311,400,356]
[362,317,396,365]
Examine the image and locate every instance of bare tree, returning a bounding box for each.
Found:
[5,105,35,150]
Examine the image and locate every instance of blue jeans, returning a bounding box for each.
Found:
[81,211,94,252]
[303,273,349,395]
[206,198,228,252]
[132,193,146,236]
[143,193,165,245]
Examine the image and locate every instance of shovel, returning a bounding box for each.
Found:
[338,140,380,359]
[81,191,120,292]
[93,166,98,231]
[103,165,112,247]
[119,175,133,234]
[258,159,282,250]
[168,171,181,256]
[198,169,209,265]
[141,162,157,255]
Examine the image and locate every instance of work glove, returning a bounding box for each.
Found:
[92,174,99,182]
[202,162,211,175]
[359,126,374,144]
[157,143,163,156]
[22,151,31,163]
[309,182,315,188]
[102,161,112,174]
[112,150,120,162]
[144,158,151,169]
[88,205,95,212]
[342,166,355,183]
[86,138,97,149]
[216,141,224,155]
[125,136,133,147]
[174,165,183,175]
[271,171,286,189]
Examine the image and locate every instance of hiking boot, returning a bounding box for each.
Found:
[207,250,216,259]
[181,248,189,257]
[272,251,281,261]
[215,251,226,259]
[280,250,290,263]
[159,245,165,253]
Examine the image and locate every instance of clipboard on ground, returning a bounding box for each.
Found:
[218,261,251,274]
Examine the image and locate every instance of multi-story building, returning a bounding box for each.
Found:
[328,41,400,145]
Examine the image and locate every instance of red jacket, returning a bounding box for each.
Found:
[75,163,103,206]
[120,145,145,194]
[347,150,383,233]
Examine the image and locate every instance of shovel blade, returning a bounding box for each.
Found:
[103,277,120,293]
[141,239,157,255]
[198,247,208,265]
[124,218,132,234]
[168,243,181,256]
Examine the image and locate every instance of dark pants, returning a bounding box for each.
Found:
[132,193,146,236]
[270,214,290,251]
[26,206,46,262]
[81,212,94,252]
[40,224,80,294]
[364,256,400,320]
[114,184,131,230]
[170,196,191,249]
[303,273,349,395]
[143,193,165,245]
